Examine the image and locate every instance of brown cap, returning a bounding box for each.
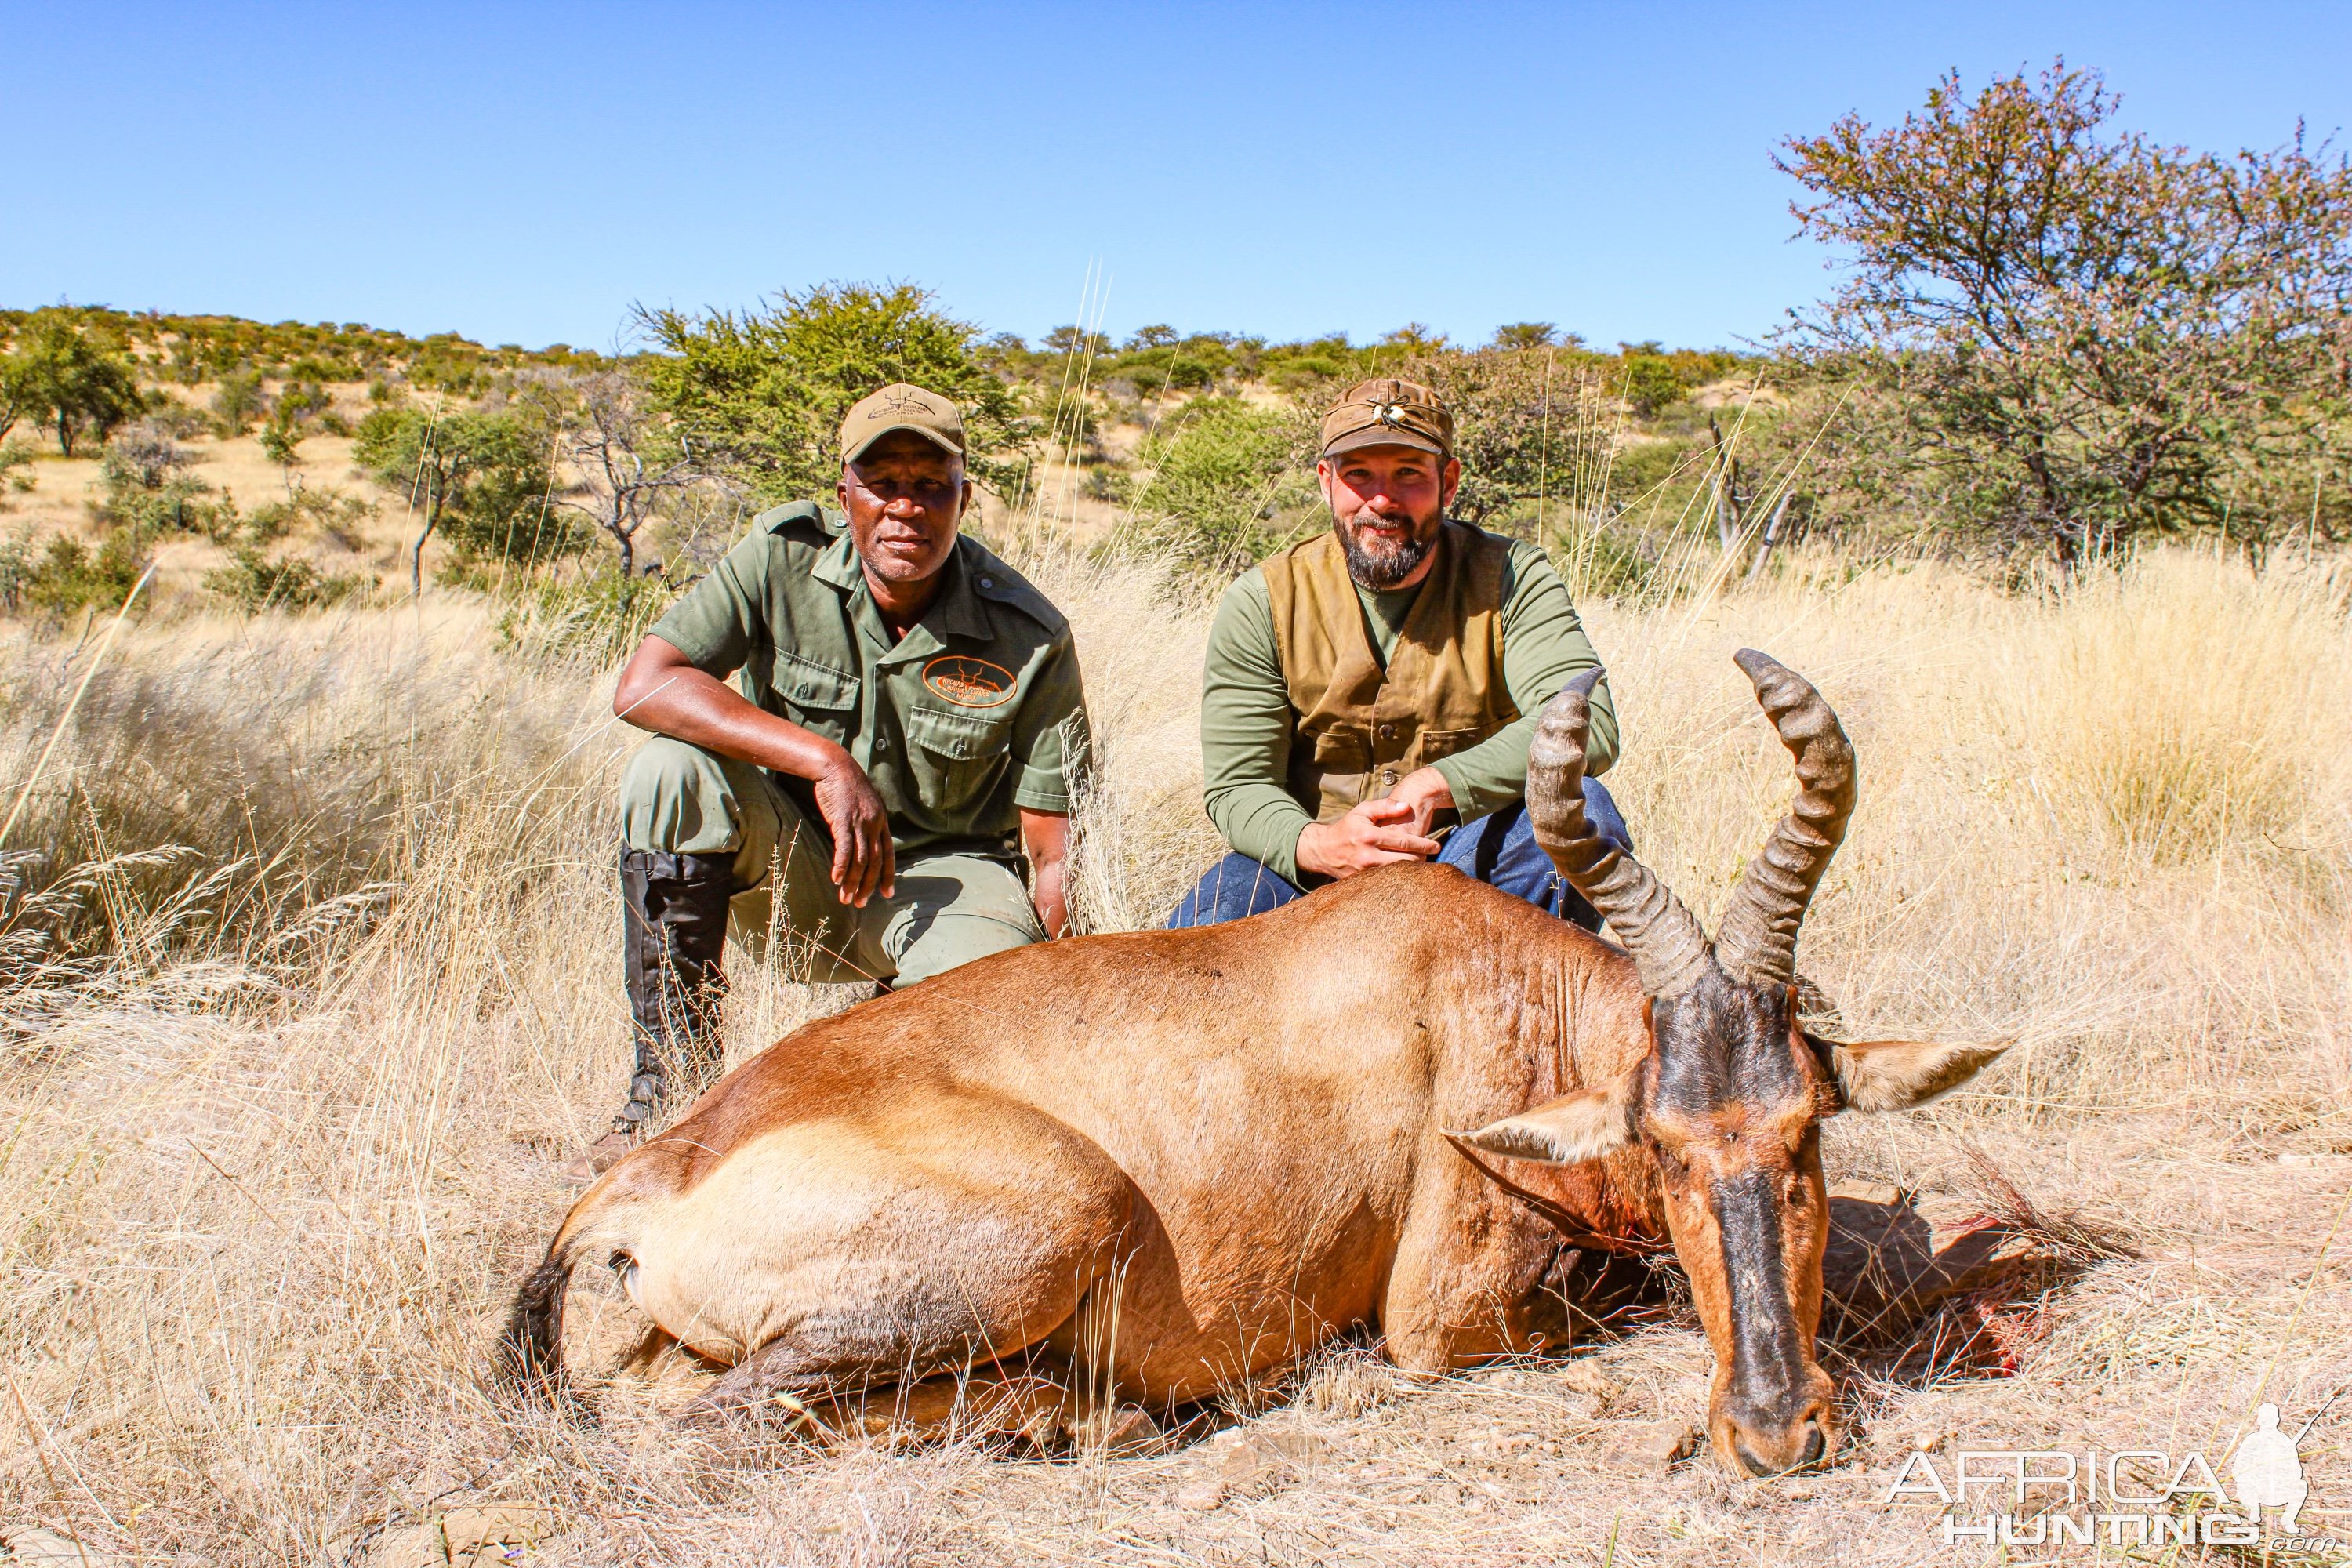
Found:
[1319,377,1453,460]
[840,383,965,463]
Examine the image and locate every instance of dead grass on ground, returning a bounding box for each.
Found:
[1,543,2347,1565]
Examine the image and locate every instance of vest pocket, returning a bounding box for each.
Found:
[904,703,1012,814]
[1416,725,1490,763]
[1292,728,1373,819]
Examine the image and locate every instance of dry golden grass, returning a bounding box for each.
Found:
[1,542,2347,1565]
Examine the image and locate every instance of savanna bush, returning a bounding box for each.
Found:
[201,547,372,612]
[1,528,150,615]
[209,371,267,436]
[101,421,194,489]
[1120,397,1319,576]
[637,282,1036,505]
[247,486,379,550]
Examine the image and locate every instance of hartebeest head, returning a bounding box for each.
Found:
[1457,652,2004,1476]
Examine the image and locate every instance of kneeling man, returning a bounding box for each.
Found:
[576,384,1087,1175]
[1171,377,1631,927]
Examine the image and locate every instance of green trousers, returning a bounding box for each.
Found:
[618,737,1047,986]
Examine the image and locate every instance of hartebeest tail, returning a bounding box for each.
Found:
[495,1241,579,1400]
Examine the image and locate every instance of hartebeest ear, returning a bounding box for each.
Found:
[1806,1032,2009,1114]
[1450,1084,1635,1166]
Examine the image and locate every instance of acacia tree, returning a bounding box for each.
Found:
[355,405,558,593]
[0,347,33,443]
[1490,322,1559,350]
[552,371,704,577]
[1778,63,2352,564]
[6,311,143,456]
[636,282,1035,505]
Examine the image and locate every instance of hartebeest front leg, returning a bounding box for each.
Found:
[1380,1144,1568,1371]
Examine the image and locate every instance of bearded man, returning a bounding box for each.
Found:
[1168,377,1631,928]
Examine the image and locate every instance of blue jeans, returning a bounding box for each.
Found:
[1167,779,1633,933]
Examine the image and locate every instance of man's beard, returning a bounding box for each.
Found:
[1339,511,1436,590]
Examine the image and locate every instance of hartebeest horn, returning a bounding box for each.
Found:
[1527,671,1711,1000]
[1710,650,1857,987]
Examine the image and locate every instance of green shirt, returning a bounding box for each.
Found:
[650,502,1089,858]
[1200,536,1618,881]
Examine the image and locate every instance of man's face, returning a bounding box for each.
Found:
[1318,443,1462,590]
[839,430,971,590]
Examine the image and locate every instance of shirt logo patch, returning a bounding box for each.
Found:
[922,655,1017,709]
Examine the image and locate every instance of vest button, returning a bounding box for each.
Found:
[1379,768,1399,786]
[1378,723,1396,740]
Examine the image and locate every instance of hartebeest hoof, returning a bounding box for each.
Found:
[561,1129,636,1182]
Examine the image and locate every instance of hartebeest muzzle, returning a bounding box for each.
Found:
[1454,652,2005,1475]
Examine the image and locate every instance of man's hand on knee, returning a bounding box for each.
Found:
[813,752,897,907]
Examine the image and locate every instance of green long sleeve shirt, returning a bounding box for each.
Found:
[1200,537,1618,882]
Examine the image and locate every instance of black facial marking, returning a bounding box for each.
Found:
[1711,1166,1808,1425]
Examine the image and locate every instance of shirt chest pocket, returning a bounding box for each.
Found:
[902,703,1013,815]
[775,651,860,745]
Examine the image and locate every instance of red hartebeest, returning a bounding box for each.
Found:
[502,652,2002,1475]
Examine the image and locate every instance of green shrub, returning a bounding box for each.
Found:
[211,372,267,436]
[201,546,371,612]
[247,486,378,549]
[143,401,211,440]
[93,474,217,537]
[1618,355,1687,418]
[1120,397,1320,576]
[276,381,332,423]
[354,405,579,587]
[5,529,152,615]
[0,526,29,608]
[258,416,306,470]
[637,281,1036,505]
[285,354,360,383]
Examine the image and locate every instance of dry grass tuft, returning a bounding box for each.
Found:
[2,542,2348,1564]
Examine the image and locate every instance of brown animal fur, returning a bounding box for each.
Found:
[500,662,2002,1475]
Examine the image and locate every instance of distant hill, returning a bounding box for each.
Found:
[0,306,609,397]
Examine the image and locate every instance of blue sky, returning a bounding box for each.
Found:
[5,2,2346,353]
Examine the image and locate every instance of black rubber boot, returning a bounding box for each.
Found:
[612,848,735,1135]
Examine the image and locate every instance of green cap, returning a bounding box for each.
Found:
[840,383,966,463]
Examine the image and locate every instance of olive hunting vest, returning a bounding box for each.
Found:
[1261,521,1519,823]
